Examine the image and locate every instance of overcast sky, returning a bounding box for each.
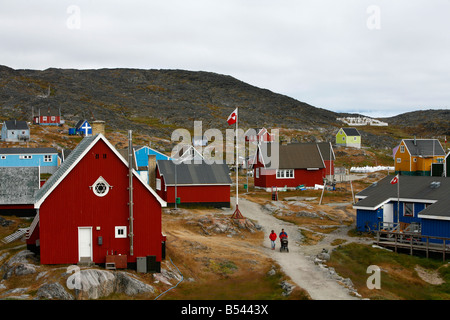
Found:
[1,1,449,118]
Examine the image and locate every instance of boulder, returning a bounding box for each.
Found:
[115,271,155,296]
[37,282,74,300]
[15,263,36,276]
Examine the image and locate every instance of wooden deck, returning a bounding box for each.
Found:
[375,230,450,261]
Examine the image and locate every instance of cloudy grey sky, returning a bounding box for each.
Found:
[1,0,449,117]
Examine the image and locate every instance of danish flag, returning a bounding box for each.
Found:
[227,108,237,125]
[390,175,399,185]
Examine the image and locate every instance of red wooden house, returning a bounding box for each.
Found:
[26,134,167,270]
[33,107,63,126]
[155,160,232,207]
[252,142,334,191]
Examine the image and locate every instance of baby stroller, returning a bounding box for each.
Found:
[280,238,289,252]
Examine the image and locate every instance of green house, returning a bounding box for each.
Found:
[336,127,361,149]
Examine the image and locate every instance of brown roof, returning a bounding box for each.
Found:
[259,143,325,169]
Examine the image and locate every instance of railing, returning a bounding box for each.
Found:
[26,212,39,239]
[375,227,450,261]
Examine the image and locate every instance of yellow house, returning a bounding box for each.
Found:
[394,139,445,176]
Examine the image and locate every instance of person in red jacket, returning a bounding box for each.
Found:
[269,230,277,250]
[279,229,288,242]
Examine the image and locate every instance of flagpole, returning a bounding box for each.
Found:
[397,175,400,227]
[236,106,238,207]
[231,107,244,219]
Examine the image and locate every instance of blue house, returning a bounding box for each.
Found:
[354,176,450,242]
[1,120,30,142]
[118,145,171,185]
[134,145,171,167]
[0,147,60,174]
[75,120,92,136]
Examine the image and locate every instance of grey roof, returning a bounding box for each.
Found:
[157,160,232,185]
[354,175,450,217]
[403,139,445,157]
[38,107,60,117]
[0,147,58,155]
[341,128,360,136]
[259,143,325,169]
[309,142,335,161]
[0,167,39,204]
[75,119,89,129]
[3,120,29,130]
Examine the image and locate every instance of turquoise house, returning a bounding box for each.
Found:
[0,147,60,174]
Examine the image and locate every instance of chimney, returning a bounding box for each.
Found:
[148,155,156,190]
[414,136,416,146]
[92,120,105,136]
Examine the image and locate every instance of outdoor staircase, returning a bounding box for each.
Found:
[1,228,29,244]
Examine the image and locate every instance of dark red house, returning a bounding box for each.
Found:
[33,107,63,126]
[155,160,232,207]
[26,134,167,269]
[253,142,335,191]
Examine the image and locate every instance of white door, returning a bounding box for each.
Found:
[78,227,92,260]
[383,203,394,225]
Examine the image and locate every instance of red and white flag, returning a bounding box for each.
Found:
[390,175,399,185]
[227,108,237,125]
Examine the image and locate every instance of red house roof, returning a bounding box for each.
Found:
[34,134,166,208]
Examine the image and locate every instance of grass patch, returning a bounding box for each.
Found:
[327,243,450,300]
[162,265,310,300]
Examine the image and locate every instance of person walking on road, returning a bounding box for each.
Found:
[269,230,277,250]
[279,229,288,244]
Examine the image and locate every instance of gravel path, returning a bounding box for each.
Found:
[227,197,361,300]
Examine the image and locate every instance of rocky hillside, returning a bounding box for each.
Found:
[383,109,450,136]
[0,65,447,150]
[0,65,338,136]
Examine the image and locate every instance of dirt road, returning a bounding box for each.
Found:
[227,197,360,300]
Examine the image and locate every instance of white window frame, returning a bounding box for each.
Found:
[276,169,294,179]
[91,176,111,197]
[400,145,405,153]
[397,158,401,163]
[44,155,52,162]
[156,178,161,191]
[115,226,127,238]
[256,168,259,179]
[19,155,32,159]
[1,156,5,160]
[404,203,414,217]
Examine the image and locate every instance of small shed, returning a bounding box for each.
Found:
[74,119,92,136]
[155,160,232,207]
[33,107,63,126]
[336,127,361,149]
